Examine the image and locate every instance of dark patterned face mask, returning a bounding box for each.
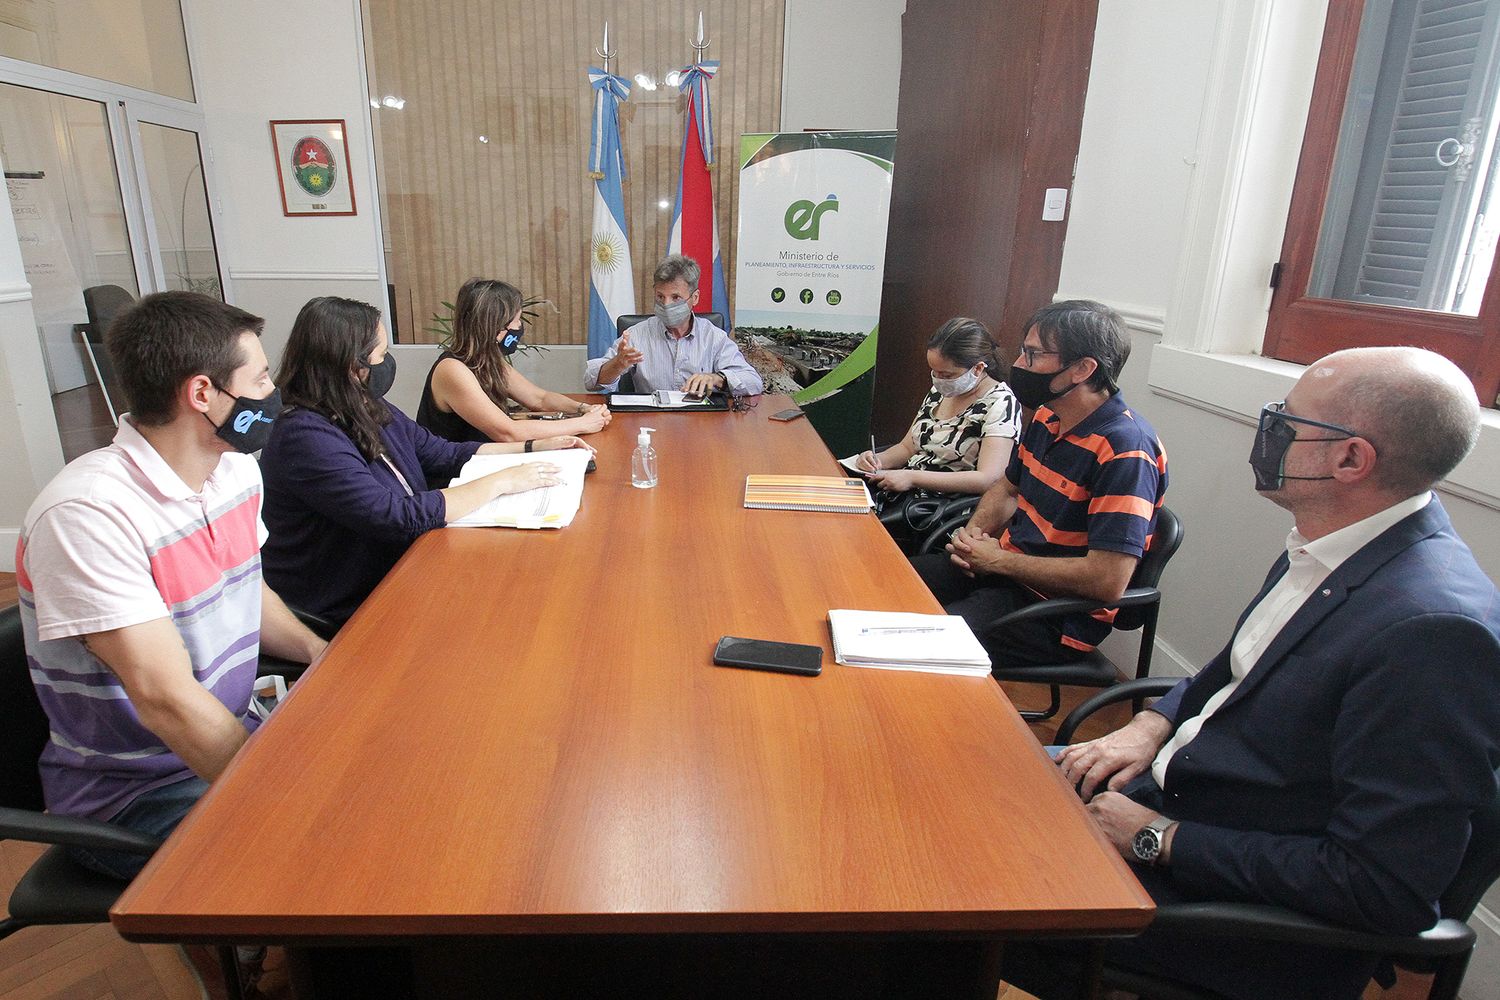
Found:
[208,387,282,453]
[1249,401,1357,491]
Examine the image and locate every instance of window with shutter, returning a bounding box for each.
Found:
[1312,0,1500,311]
[1264,0,1500,408]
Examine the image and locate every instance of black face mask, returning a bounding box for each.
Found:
[364,353,397,398]
[1249,402,1356,492]
[1007,363,1078,410]
[208,387,282,453]
[499,327,523,356]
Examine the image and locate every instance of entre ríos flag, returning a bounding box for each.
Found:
[586,66,636,358]
[667,60,729,322]
[292,136,336,197]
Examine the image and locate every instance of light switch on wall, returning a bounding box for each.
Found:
[1042,188,1068,222]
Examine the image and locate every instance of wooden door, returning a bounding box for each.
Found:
[871,0,1099,443]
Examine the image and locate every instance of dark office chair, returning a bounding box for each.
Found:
[1054,677,1499,1000]
[79,284,137,423]
[612,311,728,394]
[255,607,338,685]
[918,506,1184,722]
[0,601,297,1000]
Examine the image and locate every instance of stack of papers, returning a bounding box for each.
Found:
[447,449,591,529]
[828,610,991,676]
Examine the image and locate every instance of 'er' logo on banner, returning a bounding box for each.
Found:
[784,194,839,241]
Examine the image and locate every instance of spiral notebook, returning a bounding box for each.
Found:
[743,475,874,513]
[828,610,991,676]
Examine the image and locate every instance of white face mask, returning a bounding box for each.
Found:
[932,365,983,398]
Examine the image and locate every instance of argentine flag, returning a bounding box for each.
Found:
[668,61,729,324]
[587,67,635,358]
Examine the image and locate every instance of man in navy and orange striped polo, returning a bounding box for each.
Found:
[912,300,1167,668]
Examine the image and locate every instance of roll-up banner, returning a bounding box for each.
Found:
[734,131,895,456]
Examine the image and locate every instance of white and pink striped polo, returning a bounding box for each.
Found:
[16,416,266,821]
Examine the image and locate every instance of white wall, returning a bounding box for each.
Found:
[182,0,385,366]
[1057,1,1217,321]
[781,0,904,132]
[1063,2,1500,992]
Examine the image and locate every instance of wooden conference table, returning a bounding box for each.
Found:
[112,395,1152,998]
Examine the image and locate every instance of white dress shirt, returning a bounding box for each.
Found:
[1150,491,1433,788]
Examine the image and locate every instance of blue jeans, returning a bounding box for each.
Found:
[69,775,209,880]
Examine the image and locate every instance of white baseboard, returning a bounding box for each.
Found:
[1151,635,1198,678]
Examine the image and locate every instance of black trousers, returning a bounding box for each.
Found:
[909,553,1068,667]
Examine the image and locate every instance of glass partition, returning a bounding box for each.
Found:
[138,120,222,298]
[0,82,139,459]
[0,0,194,101]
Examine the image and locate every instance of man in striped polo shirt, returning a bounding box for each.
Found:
[17,292,327,879]
[912,300,1167,667]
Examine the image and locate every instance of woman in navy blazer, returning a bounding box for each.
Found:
[260,296,590,628]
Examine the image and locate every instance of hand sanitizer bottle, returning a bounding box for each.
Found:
[631,426,658,488]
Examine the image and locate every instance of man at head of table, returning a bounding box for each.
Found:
[584,253,764,398]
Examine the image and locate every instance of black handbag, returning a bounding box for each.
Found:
[874,489,979,541]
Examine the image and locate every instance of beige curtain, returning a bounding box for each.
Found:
[363,0,785,346]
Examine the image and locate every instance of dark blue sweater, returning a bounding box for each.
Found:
[260,401,481,628]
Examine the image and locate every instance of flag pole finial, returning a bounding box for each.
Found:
[596,21,616,74]
[692,11,710,63]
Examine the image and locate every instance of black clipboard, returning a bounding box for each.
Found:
[607,390,731,412]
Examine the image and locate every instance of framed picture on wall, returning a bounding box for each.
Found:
[269,119,357,216]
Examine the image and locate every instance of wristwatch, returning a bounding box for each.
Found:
[1131,816,1176,866]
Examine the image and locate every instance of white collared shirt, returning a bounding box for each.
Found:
[1151,491,1434,788]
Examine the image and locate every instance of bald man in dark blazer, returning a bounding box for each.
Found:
[1018,347,1500,1000]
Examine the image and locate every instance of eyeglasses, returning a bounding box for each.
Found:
[1257,401,1360,443]
[1018,346,1063,367]
[731,396,759,413]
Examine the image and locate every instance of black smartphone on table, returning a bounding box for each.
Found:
[713,636,822,677]
[769,407,805,421]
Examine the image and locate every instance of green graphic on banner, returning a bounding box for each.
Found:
[792,327,879,405]
[784,196,839,240]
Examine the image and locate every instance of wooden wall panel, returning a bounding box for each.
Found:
[870,0,1097,443]
[363,0,784,346]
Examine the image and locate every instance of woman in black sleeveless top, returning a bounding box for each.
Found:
[416,278,612,443]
